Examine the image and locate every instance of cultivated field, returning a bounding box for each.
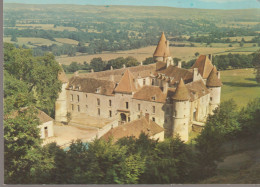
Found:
[220,68,260,108]
[3,37,61,47]
[56,45,235,65]
[54,38,79,45]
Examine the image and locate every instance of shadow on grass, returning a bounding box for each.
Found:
[244,78,256,82]
[223,81,259,87]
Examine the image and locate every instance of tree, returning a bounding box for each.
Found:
[11,35,18,42]
[143,57,155,65]
[195,52,200,57]
[90,57,105,72]
[4,43,62,116]
[252,50,260,84]
[4,107,54,183]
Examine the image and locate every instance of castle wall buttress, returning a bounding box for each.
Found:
[208,87,221,114]
[55,83,68,123]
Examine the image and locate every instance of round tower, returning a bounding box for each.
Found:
[171,79,191,142]
[206,66,222,114]
[55,68,69,123]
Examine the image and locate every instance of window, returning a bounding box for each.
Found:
[143,79,146,85]
[151,96,156,101]
[152,117,155,122]
[97,98,100,106]
[109,100,112,107]
[78,105,80,112]
[210,97,213,101]
[44,126,48,130]
[96,87,101,93]
[138,115,140,119]
[86,105,88,111]
[98,108,100,116]
[138,104,141,111]
[71,104,74,111]
[153,106,155,113]
[152,79,155,85]
[109,110,112,117]
[126,102,129,109]
[71,94,73,101]
[77,95,80,102]
[128,117,130,122]
[86,94,88,98]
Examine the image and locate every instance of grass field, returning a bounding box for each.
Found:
[54,38,79,45]
[220,68,260,108]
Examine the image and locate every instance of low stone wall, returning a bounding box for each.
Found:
[96,120,119,139]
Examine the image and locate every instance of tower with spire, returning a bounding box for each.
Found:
[206,66,222,114]
[171,79,191,141]
[153,32,173,66]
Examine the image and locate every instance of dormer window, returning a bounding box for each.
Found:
[151,96,156,101]
[96,87,101,93]
[69,85,73,90]
[75,86,80,90]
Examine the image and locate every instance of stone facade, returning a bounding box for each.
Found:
[55,32,222,142]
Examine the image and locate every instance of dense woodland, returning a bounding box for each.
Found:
[3,43,260,184]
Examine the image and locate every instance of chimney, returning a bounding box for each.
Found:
[166,40,170,52]
[109,74,114,82]
[123,64,126,69]
[91,69,94,73]
[110,66,113,70]
[208,54,213,62]
[178,61,182,68]
[163,82,168,94]
[217,71,221,79]
[140,61,143,66]
[193,68,199,81]
[145,113,150,123]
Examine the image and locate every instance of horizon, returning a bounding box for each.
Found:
[4,0,260,10]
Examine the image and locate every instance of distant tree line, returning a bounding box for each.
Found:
[62,56,155,73]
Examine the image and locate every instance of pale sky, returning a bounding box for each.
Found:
[4,0,260,9]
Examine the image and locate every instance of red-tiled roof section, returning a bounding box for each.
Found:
[191,55,214,79]
[58,70,68,83]
[172,79,191,101]
[114,69,137,94]
[67,77,115,96]
[206,66,222,87]
[156,61,167,71]
[133,86,166,103]
[186,79,210,101]
[157,65,193,84]
[101,117,164,142]
[153,32,170,57]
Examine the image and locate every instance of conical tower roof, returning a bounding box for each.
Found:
[153,32,171,57]
[191,55,213,79]
[114,69,137,94]
[206,66,222,87]
[172,79,190,101]
[58,65,68,83]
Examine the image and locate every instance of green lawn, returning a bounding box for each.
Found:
[220,68,260,108]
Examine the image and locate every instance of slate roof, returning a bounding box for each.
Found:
[153,32,171,57]
[206,66,222,87]
[101,117,164,142]
[133,86,166,103]
[191,55,214,79]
